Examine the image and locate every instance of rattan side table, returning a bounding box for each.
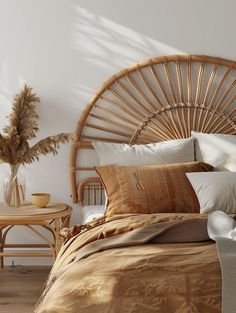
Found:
[0,203,72,267]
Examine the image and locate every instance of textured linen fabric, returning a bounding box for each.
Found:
[74,218,210,262]
[208,211,236,313]
[96,162,213,215]
[186,172,236,213]
[216,238,236,313]
[192,131,236,171]
[35,213,221,313]
[92,137,195,166]
[208,211,236,239]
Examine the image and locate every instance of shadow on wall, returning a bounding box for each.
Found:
[0,1,188,129]
[72,5,184,87]
[74,0,236,61]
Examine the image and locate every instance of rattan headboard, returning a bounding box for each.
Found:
[70,54,236,203]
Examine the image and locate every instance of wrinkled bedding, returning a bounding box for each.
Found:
[35,213,221,313]
[208,211,236,313]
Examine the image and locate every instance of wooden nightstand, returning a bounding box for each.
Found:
[0,203,72,267]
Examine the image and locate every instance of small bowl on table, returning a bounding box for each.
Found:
[31,193,50,208]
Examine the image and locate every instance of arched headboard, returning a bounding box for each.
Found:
[70,54,236,203]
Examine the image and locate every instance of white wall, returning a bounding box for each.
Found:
[0,0,235,265]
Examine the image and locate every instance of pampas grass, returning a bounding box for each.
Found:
[0,84,73,165]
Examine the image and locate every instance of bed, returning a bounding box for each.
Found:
[35,55,236,313]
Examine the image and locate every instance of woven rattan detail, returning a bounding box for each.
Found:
[70,55,236,203]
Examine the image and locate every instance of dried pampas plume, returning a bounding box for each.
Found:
[0,84,73,165]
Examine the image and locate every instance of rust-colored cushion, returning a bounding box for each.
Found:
[96,162,213,216]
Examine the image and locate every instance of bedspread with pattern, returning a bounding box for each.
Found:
[35,213,221,313]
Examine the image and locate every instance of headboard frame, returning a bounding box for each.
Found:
[70,54,236,203]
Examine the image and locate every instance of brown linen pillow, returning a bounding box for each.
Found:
[96,162,213,216]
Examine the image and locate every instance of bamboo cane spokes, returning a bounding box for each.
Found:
[70,55,236,202]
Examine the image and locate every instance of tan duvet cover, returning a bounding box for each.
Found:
[35,213,221,313]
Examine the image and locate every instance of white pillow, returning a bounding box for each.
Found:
[92,138,194,166]
[192,131,236,171]
[186,172,236,214]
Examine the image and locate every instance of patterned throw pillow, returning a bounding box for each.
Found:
[96,162,213,216]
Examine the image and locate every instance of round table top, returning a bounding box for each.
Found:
[0,202,72,221]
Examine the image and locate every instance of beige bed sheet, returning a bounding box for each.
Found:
[35,213,221,313]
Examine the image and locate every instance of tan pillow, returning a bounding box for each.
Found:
[96,162,213,216]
